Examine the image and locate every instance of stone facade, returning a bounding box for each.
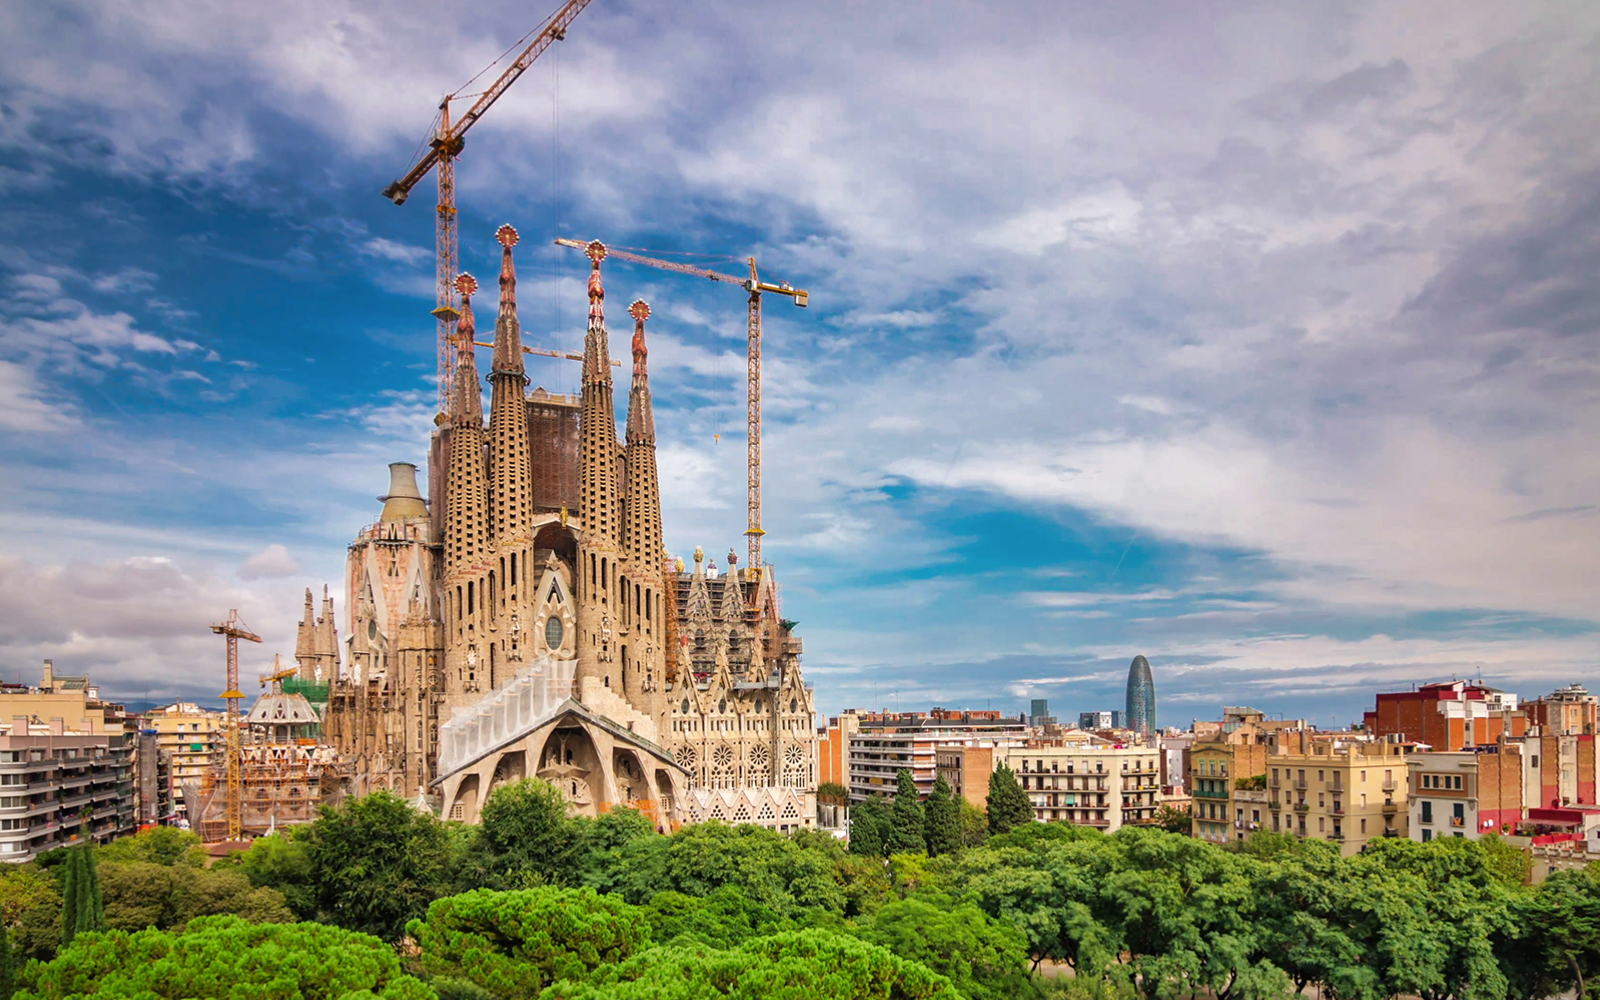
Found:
[318,228,817,830]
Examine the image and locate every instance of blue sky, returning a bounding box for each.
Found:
[0,0,1596,726]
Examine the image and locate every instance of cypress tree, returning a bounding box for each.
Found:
[0,924,14,1000]
[885,769,927,855]
[924,775,962,856]
[986,764,1035,835]
[848,795,887,857]
[59,847,80,948]
[81,844,105,934]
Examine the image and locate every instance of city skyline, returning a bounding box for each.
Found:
[1,0,1596,725]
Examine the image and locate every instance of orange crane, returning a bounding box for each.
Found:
[211,610,262,842]
[554,238,809,569]
[383,0,597,415]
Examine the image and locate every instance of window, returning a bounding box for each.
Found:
[1422,829,1433,842]
[1421,801,1433,824]
[1360,818,1367,834]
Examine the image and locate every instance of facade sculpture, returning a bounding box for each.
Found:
[311,228,817,831]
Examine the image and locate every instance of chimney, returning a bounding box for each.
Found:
[48,718,64,736]
[378,462,429,523]
[40,659,53,691]
[11,716,27,733]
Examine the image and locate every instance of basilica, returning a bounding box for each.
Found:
[298,227,817,830]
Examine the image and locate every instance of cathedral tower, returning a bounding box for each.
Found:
[488,225,534,545]
[444,274,489,708]
[577,241,622,691]
[622,300,667,714]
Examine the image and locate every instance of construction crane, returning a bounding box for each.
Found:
[472,341,620,367]
[554,238,809,570]
[211,610,261,842]
[382,0,597,415]
[258,654,297,694]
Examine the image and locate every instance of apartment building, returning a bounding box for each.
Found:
[1267,737,1412,854]
[847,709,1029,801]
[1525,684,1597,737]
[935,744,997,808]
[1002,743,1160,830]
[1190,725,1273,845]
[0,722,136,861]
[1407,749,1531,842]
[1364,681,1525,751]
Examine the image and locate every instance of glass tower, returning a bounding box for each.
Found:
[1125,655,1156,737]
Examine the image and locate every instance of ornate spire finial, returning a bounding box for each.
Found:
[629,299,650,377]
[496,225,519,313]
[454,273,478,344]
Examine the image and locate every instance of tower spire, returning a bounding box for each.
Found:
[577,240,622,693]
[488,225,533,542]
[446,272,489,568]
[625,299,655,446]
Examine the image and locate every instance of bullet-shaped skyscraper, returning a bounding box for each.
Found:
[1125,655,1156,738]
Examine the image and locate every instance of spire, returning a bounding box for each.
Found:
[487,225,533,542]
[625,299,655,445]
[451,274,484,429]
[446,272,490,568]
[583,240,612,387]
[491,225,524,376]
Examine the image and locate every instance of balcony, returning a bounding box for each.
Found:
[1450,816,1465,828]
[1294,778,1307,790]
[1382,779,1397,792]
[1381,800,1398,814]
[1331,803,1344,815]
[1294,802,1310,813]
[1267,799,1282,810]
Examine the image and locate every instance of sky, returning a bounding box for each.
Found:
[0,0,1595,728]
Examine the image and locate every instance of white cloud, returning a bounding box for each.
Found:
[0,360,77,431]
[240,544,301,580]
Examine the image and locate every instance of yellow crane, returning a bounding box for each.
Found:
[553,238,809,570]
[211,610,261,842]
[383,0,597,415]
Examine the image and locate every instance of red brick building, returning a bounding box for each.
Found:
[1363,681,1525,750]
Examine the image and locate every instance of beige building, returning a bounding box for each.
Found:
[142,702,225,819]
[1267,736,1412,853]
[315,231,818,831]
[1003,742,1160,830]
[1190,725,1274,846]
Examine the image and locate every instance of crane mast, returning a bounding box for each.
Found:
[383,0,596,414]
[553,238,809,570]
[211,610,262,842]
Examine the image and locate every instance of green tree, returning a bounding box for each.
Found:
[235,829,317,918]
[816,782,848,804]
[479,779,587,888]
[0,925,14,1000]
[97,828,206,868]
[16,915,434,1000]
[593,821,845,917]
[0,865,60,961]
[640,887,795,949]
[885,770,927,855]
[581,808,656,893]
[1153,804,1191,834]
[57,847,103,949]
[923,777,962,857]
[957,799,989,848]
[306,790,457,941]
[852,894,1039,1000]
[985,765,1033,835]
[410,887,649,1000]
[848,797,887,858]
[540,928,961,999]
